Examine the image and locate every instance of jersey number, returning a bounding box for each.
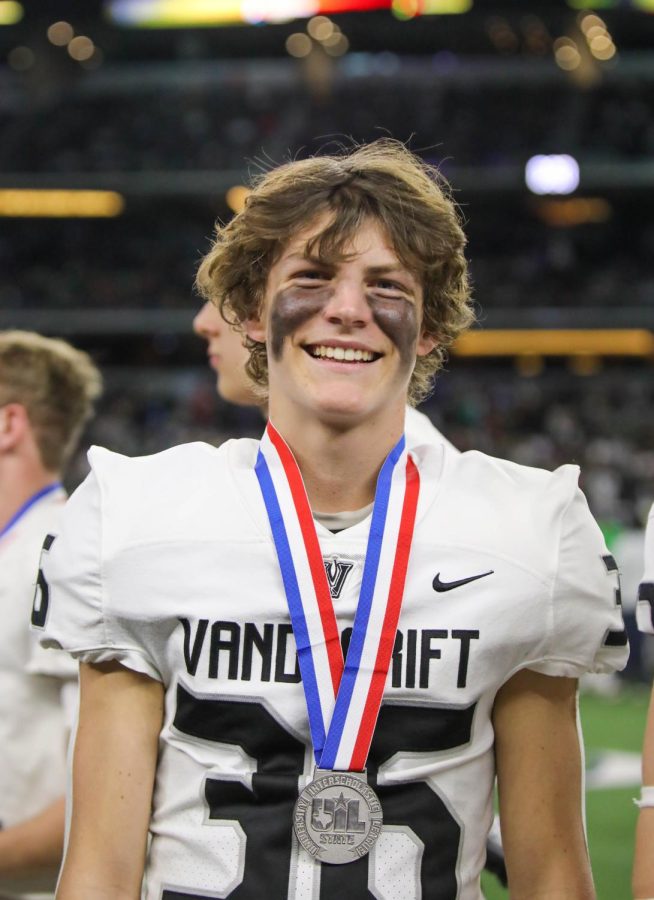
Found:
[162,683,475,900]
[31,533,56,628]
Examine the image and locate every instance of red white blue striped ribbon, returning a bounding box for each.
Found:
[255,422,419,771]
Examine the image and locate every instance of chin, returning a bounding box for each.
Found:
[309,391,381,424]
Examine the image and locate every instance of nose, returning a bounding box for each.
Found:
[193,301,221,338]
[322,279,372,328]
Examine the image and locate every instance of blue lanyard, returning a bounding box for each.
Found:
[0,482,63,542]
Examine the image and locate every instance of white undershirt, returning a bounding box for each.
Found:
[313,503,373,533]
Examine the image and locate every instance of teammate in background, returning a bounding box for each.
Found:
[0,331,101,900]
[632,503,654,898]
[193,301,259,408]
[36,141,627,899]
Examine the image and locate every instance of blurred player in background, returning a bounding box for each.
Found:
[632,502,654,898]
[0,331,101,900]
[37,141,626,899]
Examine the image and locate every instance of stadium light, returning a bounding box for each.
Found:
[107,0,471,27]
[225,185,250,213]
[453,330,654,358]
[525,154,580,195]
[47,21,74,45]
[0,190,125,217]
[0,1,23,25]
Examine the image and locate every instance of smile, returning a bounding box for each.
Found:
[305,344,380,363]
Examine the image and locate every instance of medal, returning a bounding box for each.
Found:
[256,422,419,863]
[294,770,383,865]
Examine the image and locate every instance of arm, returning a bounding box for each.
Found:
[0,674,78,878]
[633,681,654,898]
[0,797,65,875]
[493,668,595,900]
[57,660,164,900]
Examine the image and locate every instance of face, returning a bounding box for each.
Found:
[193,301,260,407]
[245,217,436,428]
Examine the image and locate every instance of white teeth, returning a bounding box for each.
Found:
[310,345,375,362]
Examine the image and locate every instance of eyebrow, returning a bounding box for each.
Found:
[284,255,409,275]
[284,252,328,265]
[365,264,410,277]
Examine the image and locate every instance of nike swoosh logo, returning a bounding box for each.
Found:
[432,570,494,593]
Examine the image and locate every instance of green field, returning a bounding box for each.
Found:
[481,685,649,900]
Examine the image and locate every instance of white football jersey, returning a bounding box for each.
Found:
[405,406,459,456]
[637,503,654,633]
[34,440,627,900]
[0,487,76,900]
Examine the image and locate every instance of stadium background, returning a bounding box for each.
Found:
[1,0,653,895]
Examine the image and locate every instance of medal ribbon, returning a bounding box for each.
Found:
[255,422,419,771]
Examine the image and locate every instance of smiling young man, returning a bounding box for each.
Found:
[35,141,627,900]
[192,254,516,891]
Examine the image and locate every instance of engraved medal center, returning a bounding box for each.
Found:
[293,772,383,865]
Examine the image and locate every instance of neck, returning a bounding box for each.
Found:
[270,414,405,513]
[0,459,60,533]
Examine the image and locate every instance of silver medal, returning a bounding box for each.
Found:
[293,770,383,865]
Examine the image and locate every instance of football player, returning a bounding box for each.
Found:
[35,140,627,899]
[193,289,510,890]
[632,502,654,898]
[0,331,101,900]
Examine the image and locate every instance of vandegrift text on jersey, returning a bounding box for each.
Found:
[180,617,479,690]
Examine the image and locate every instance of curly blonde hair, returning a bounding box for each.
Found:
[196,139,474,405]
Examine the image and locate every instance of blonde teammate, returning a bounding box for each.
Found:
[0,331,101,900]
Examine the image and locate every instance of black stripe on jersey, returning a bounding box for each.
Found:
[601,554,622,606]
[638,582,654,631]
[31,533,57,629]
[603,629,628,647]
[600,555,627,647]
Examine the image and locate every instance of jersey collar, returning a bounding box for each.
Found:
[0,482,63,542]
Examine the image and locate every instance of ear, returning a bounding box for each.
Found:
[243,314,267,344]
[416,331,438,358]
[0,403,29,452]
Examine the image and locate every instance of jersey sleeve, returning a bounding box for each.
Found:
[637,504,654,633]
[31,456,162,682]
[529,475,629,678]
[25,632,78,680]
[405,406,460,455]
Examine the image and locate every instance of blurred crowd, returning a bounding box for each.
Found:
[2,72,654,173]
